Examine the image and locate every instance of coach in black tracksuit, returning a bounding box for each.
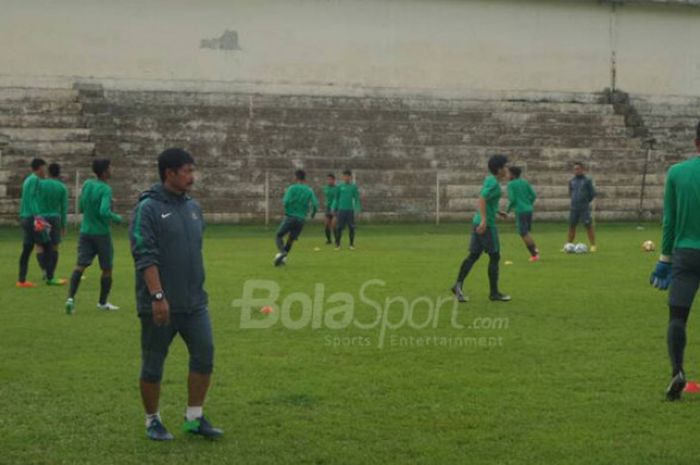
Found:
[129,148,222,441]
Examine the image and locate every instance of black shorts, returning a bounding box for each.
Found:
[45,217,62,246]
[77,233,113,269]
[20,217,42,246]
[325,209,335,220]
[276,216,305,241]
[516,212,533,236]
[569,206,592,227]
[140,307,214,383]
[336,210,355,230]
[669,248,700,309]
[469,225,500,255]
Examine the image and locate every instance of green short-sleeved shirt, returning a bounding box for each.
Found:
[19,173,41,219]
[79,178,122,235]
[472,174,502,227]
[323,184,338,211]
[662,156,700,256]
[334,182,361,212]
[507,178,536,214]
[283,183,319,219]
[38,178,69,227]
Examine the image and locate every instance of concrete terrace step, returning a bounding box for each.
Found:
[91,105,625,129]
[0,128,91,142]
[0,113,85,128]
[0,100,82,114]
[105,122,632,146]
[102,90,616,115]
[0,87,78,102]
[7,140,94,154]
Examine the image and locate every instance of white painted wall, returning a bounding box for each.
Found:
[0,0,698,96]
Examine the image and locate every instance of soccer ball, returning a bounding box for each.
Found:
[563,243,576,253]
[574,243,588,254]
[642,240,656,252]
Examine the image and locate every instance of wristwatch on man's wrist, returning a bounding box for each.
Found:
[151,291,165,302]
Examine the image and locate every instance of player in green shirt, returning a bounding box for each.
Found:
[17,158,47,288]
[333,170,361,250]
[274,169,319,266]
[507,166,540,262]
[650,121,700,401]
[451,155,511,303]
[66,159,123,314]
[36,163,69,285]
[322,173,338,245]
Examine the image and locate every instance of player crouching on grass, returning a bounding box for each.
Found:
[451,155,511,303]
[130,148,222,440]
[274,169,319,266]
[506,166,540,262]
[650,121,700,401]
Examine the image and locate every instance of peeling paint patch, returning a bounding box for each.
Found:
[200,29,240,51]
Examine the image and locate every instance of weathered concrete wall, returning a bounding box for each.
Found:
[1,81,670,224]
[1,0,700,96]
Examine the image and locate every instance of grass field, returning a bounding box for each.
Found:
[1,221,699,465]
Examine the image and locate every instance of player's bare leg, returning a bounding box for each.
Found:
[586,224,596,249]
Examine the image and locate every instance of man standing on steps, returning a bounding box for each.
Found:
[334,169,361,250]
[322,173,338,245]
[650,121,700,401]
[567,161,597,252]
[130,148,222,441]
[37,163,69,285]
[274,169,319,266]
[65,159,122,314]
[451,154,511,303]
[17,158,47,288]
[507,166,540,262]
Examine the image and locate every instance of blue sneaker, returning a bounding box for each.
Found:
[182,416,223,439]
[146,418,174,441]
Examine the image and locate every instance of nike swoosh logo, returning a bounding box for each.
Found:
[161,212,172,219]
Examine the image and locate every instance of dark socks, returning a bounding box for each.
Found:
[69,269,83,298]
[36,252,46,277]
[456,252,481,286]
[488,252,500,295]
[44,246,55,280]
[324,227,331,243]
[335,228,342,246]
[349,226,355,246]
[668,306,690,376]
[49,249,59,279]
[18,243,33,282]
[275,234,286,254]
[526,244,538,257]
[284,239,293,253]
[99,275,112,305]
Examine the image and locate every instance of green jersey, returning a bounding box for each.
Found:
[323,184,338,211]
[283,183,319,220]
[334,182,361,212]
[38,178,69,227]
[507,178,536,214]
[79,178,122,235]
[19,173,41,219]
[472,174,502,227]
[662,156,700,256]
